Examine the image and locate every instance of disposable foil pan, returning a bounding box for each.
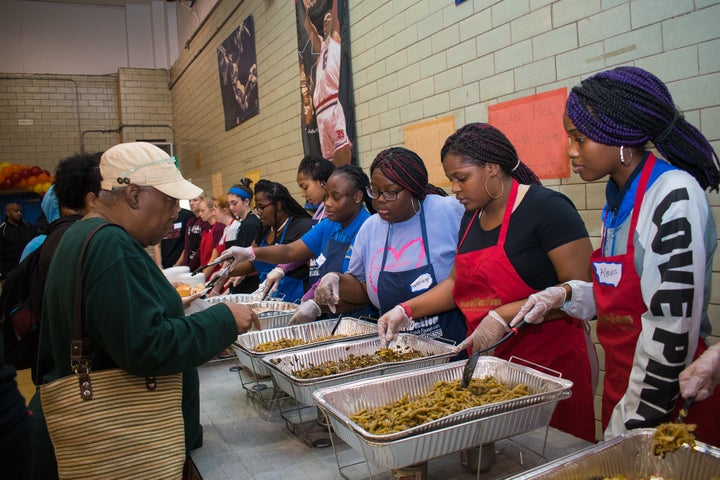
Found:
[313,357,566,469]
[262,334,455,406]
[231,317,378,377]
[205,296,298,330]
[506,428,720,479]
[314,357,572,443]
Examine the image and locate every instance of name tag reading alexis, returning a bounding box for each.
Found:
[593,262,622,287]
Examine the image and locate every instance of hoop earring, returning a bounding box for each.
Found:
[485,175,504,200]
[411,197,419,214]
[620,146,627,165]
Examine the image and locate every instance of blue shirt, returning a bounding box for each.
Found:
[300,208,371,273]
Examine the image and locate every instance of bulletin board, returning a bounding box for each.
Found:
[211,172,223,198]
[488,87,569,179]
[404,115,456,187]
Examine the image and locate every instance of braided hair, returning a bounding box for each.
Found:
[566,66,720,191]
[369,147,446,200]
[254,179,310,219]
[297,154,336,183]
[331,164,376,214]
[441,123,541,185]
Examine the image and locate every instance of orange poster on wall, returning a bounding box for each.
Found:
[488,88,569,179]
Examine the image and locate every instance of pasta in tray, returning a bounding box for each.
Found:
[350,376,531,434]
[252,334,350,353]
[652,422,696,457]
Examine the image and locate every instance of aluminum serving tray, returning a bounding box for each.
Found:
[231,317,378,377]
[506,428,720,479]
[262,334,455,406]
[205,295,298,330]
[312,358,571,470]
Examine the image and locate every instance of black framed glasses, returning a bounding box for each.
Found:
[366,186,401,202]
[253,202,273,212]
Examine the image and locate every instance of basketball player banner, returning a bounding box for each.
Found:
[295,0,357,166]
[217,16,259,131]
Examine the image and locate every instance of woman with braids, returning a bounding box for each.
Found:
[313,147,468,350]
[210,179,313,303]
[225,178,262,294]
[378,123,597,441]
[216,165,375,322]
[512,66,720,444]
[261,155,336,297]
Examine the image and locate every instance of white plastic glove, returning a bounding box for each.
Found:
[206,266,230,297]
[679,343,720,401]
[510,286,567,327]
[289,300,322,325]
[214,246,255,272]
[263,266,285,297]
[378,305,414,344]
[454,310,509,355]
[314,273,340,313]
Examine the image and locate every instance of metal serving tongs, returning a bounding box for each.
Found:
[461,319,526,388]
[192,257,226,275]
[676,395,695,423]
[199,265,230,299]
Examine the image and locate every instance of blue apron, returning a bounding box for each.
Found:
[316,232,377,320]
[253,219,305,303]
[376,205,466,349]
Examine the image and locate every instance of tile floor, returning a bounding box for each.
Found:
[192,357,593,480]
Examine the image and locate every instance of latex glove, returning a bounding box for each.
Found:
[510,286,566,327]
[214,246,255,272]
[289,300,322,325]
[263,266,285,297]
[206,266,230,297]
[454,310,509,355]
[679,343,720,401]
[378,305,414,344]
[314,273,340,313]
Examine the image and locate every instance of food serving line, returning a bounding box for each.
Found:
[191,294,720,480]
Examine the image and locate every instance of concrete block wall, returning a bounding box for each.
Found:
[0,68,173,172]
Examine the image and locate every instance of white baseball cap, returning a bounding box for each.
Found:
[100,142,203,200]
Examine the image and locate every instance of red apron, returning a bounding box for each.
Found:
[593,154,720,444]
[452,181,596,442]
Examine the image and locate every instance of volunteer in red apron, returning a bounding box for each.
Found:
[379,123,597,442]
[513,66,720,444]
[314,147,467,351]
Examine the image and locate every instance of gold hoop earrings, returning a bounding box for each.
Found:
[485,174,504,200]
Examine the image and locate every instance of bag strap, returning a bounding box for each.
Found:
[69,222,112,373]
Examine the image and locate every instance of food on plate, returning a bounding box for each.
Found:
[652,422,696,457]
[290,347,424,379]
[174,283,205,297]
[252,334,349,352]
[350,376,531,434]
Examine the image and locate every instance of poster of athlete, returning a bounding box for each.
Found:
[217,16,259,131]
[295,0,356,166]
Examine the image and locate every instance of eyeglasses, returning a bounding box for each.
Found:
[254,202,273,211]
[366,186,402,202]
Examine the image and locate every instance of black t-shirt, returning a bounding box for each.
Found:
[228,213,262,249]
[457,185,588,291]
[160,208,194,268]
[255,216,315,280]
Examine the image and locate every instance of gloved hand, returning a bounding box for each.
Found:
[510,286,567,327]
[206,266,230,297]
[263,266,285,297]
[214,246,255,272]
[314,273,340,313]
[679,343,720,401]
[378,305,414,344]
[289,300,322,325]
[454,310,509,355]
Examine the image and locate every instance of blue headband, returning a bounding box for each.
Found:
[228,186,251,200]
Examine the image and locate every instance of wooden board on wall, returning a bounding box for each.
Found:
[245,168,260,206]
[404,115,456,188]
[211,172,223,198]
[488,88,569,179]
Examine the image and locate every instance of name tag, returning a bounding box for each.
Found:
[173,222,182,230]
[315,253,326,267]
[593,262,622,287]
[410,273,433,293]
